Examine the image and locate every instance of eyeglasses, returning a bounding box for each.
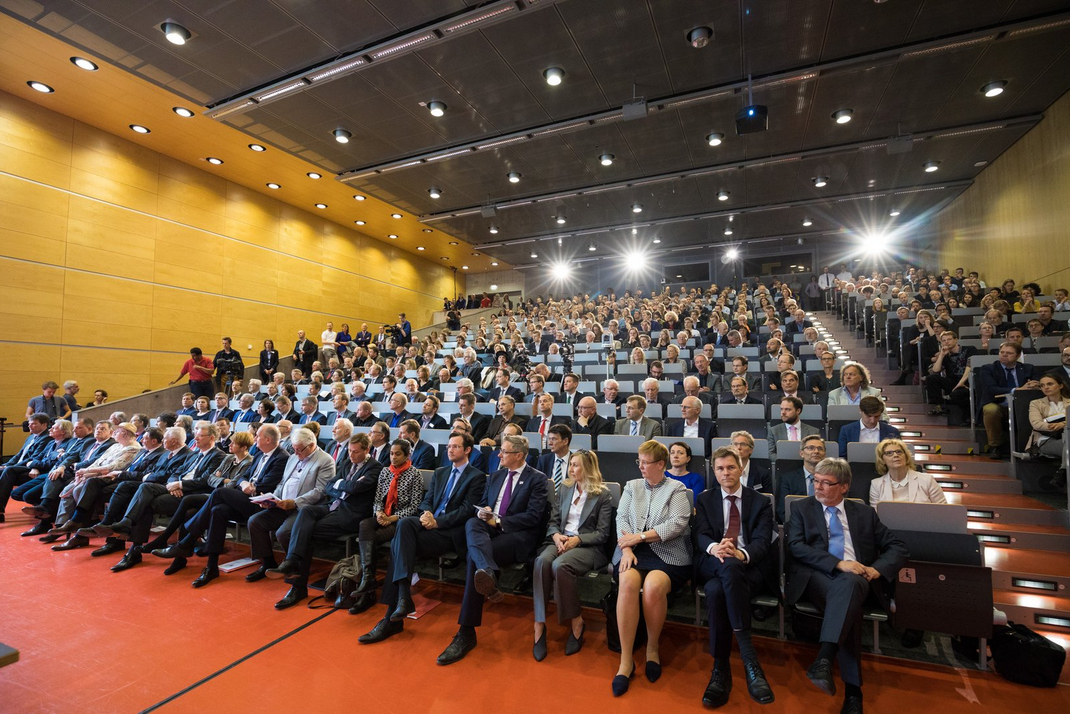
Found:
[812,478,841,488]
[499,449,522,456]
[635,459,660,467]
[883,449,905,456]
[730,442,752,449]
[801,445,826,452]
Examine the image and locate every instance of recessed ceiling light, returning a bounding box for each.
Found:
[489,226,499,234]
[832,109,853,124]
[205,157,223,165]
[632,228,638,235]
[555,213,566,225]
[266,182,281,189]
[652,237,662,244]
[333,128,351,143]
[974,160,988,167]
[802,218,813,227]
[417,246,425,250]
[441,256,449,260]
[889,209,901,216]
[315,203,327,209]
[422,228,432,233]
[507,172,522,183]
[472,252,480,256]
[129,124,150,134]
[717,190,730,201]
[491,262,498,266]
[923,161,940,172]
[632,203,643,213]
[530,251,538,258]
[981,81,1007,98]
[462,265,469,270]
[390,235,400,240]
[428,187,442,199]
[355,220,366,225]
[160,21,191,45]
[724,226,733,236]
[812,176,828,187]
[70,57,99,71]
[248,143,266,151]
[676,274,683,279]
[172,107,194,118]
[27,81,54,93]
[490,284,498,290]
[543,67,565,86]
[307,172,321,179]
[599,153,614,166]
[428,101,447,117]
[687,26,713,49]
[391,213,402,219]
[706,132,724,146]
[588,244,597,251]
[449,241,459,245]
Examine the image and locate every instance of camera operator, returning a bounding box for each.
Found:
[213,337,245,394]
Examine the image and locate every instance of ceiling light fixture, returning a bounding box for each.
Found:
[160,21,191,45]
[352,194,365,200]
[422,228,433,233]
[889,209,901,217]
[555,210,566,225]
[428,101,447,117]
[687,26,713,49]
[717,190,730,201]
[724,226,733,236]
[417,246,425,250]
[391,213,403,219]
[172,107,194,118]
[507,171,522,183]
[129,124,150,134]
[981,81,1007,98]
[70,57,98,71]
[652,237,661,244]
[355,220,366,225]
[491,262,498,266]
[205,157,223,165]
[812,176,828,187]
[832,109,853,124]
[441,256,449,260]
[266,182,280,189]
[531,251,539,259]
[599,153,614,166]
[631,203,643,213]
[307,172,321,179]
[248,143,266,151]
[462,265,469,270]
[490,284,498,290]
[802,218,813,227]
[428,187,442,199]
[543,67,565,86]
[388,234,398,239]
[588,244,597,251]
[333,129,352,143]
[923,161,940,172]
[706,132,724,146]
[725,248,739,261]
[27,81,54,93]
[315,203,327,209]
[448,241,459,245]
[489,226,499,234]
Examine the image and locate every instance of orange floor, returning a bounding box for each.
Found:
[2,511,1068,713]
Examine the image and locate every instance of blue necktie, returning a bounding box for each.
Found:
[806,474,814,497]
[1005,367,1018,388]
[436,468,461,517]
[826,506,845,560]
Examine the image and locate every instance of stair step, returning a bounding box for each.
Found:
[934,475,1022,495]
[889,414,951,426]
[971,521,1070,551]
[947,493,1066,526]
[915,455,1015,475]
[902,438,976,455]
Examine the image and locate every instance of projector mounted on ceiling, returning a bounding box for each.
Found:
[736,105,768,135]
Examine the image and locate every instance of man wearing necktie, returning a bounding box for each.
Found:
[977,343,1040,458]
[436,434,548,665]
[786,458,907,714]
[360,432,486,644]
[774,435,826,523]
[696,447,775,708]
[767,396,820,460]
[0,414,53,520]
[535,425,572,492]
[266,433,380,609]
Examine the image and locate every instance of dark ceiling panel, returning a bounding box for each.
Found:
[367,0,474,30]
[647,0,743,92]
[745,0,831,76]
[270,0,397,52]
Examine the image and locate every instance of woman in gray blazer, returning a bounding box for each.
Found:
[532,450,613,661]
[869,438,947,505]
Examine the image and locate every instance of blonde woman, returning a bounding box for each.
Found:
[870,438,946,505]
[532,450,613,661]
[630,347,647,365]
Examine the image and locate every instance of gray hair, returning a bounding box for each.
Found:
[164,426,187,445]
[193,420,219,439]
[814,457,853,488]
[258,423,280,444]
[53,419,74,437]
[290,427,316,448]
[334,418,354,432]
[456,378,474,391]
[240,394,255,407]
[63,380,78,390]
[502,434,529,454]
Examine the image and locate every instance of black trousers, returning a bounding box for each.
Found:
[184,487,261,554]
[357,517,398,547]
[803,571,871,687]
[70,478,122,524]
[12,474,48,506]
[189,380,214,400]
[699,556,765,659]
[248,507,298,562]
[924,374,971,409]
[285,504,361,588]
[151,494,211,544]
[458,518,531,628]
[125,483,181,545]
[381,516,466,608]
[0,465,33,510]
[99,481,141,524]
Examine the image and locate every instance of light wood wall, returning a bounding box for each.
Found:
[0,91,461,453]
[930,89,1070,293]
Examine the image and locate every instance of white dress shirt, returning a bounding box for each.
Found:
[822,500,856,561]
[281,455,311,501]
[562,488,588,536]
[493,465,525,515]
[705,485,749,561]
[740,460,752,488]
[682,419,699,439]
[858,419,881,444]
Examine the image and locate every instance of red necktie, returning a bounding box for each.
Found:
[725,495,741,545]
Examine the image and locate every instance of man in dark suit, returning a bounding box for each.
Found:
[729,431,772,494]
[664,396,716,457]
[265,432,380,609]
[558,373,589,413]
[597,379,628,407]
[208,393,235,423]
[457,394,490,443]
[368,422,392,466]
[692,353,724,394]
[720,376,763,405]
[14,419,96,536]
[673,376,717,407]
[437,434,548,665]
[527,393,569,438]
[294,396,327,427]
[478,395,529,447]
[697,447,776,708]
[350,401,378,428]
[787,457,907,714]
[0,413,53,518]
[359,432,487,643]
[383,393,416,429]
[837,397,901,457]
[487,368,524,403]
[775,435,826,523]
[416,395,449,431]
[399,420,437,470]
[785,309,813,336]
[570,397,614,448]
[353,323,373,350]
[325,394,356,427]
[534,424,572,491]
[292,330,317,377]
[977,342,1040,458]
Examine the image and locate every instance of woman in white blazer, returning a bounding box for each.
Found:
[870,438,947,505]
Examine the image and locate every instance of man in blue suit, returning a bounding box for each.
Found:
[486,368,524,403]
[534,424,572,490]
[400,420,437,470]
[837,397,901,457]
[295,396,328,426]
[437,434,548,665]
[0,413,53,520]
[976,342,1040,458]
[664,396,717,457]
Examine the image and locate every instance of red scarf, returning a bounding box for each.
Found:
[384,459,411,515]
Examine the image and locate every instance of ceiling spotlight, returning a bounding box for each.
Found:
[687,26,714,49]
[557,237,562,246]
[206,157,223,165]
[631,203,643,213]
[632,228,638,235]
[441,256,449,260]
[388,234,398,239]
[551,263,571,281]
[652,237,662,244]
[802,218,813,227]
[725,248,739,261]
[981,81,1007,98]
[717,190,730,201]
[428,187,442,199]
[246,144,266,153]
[129,124,150,134]
[307,172,321,179]
[889,209,901,217]
[333,129,351,143]
[507,172,522,183]
[417,246,425,251]
[599,153,614,166]
[723,226,733,236]
[266,182,280,189]
[543,67,565,86]
[923,161,940,172]
[70,57,98,71]
[491,262,499,266]
[490,284,498,290]
[27,81,54,93]
[427,101,447,117]
[315,203,327,209]
[555,211,566,225]
[462,265,469,270]
[355,220,366,225]
[706,132,724,147]
[422,228,433,233]
[832,109,853,124]
[489,226,499,234]
[161,21,191,45]
[391,213,403,219]
[353,194,365,200]
[812,176,828,187]
[531,251,539,259]
[588,244,597,251]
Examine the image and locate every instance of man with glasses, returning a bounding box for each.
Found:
[570,396,614,449]
[665,396,716,457]
[730,431,771,494]
[613,395,663,439]
[774,435,826,523]
[837,397,900,458]
[786,458,907,714]
[437,434,548,665]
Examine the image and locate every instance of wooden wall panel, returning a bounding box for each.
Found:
[0,89,456,454]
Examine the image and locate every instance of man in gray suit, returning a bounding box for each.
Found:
[613,395,663,439]
[767,396,821,460]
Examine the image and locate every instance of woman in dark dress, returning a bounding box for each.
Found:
[259,339,279,383]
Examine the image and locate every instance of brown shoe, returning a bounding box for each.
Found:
[51,535,90,551]
[49,521,84,536]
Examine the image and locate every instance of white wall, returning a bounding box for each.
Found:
[464,269,527,297]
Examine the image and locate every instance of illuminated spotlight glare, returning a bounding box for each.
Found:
[428,101,447,117]
[599,153,614,166]
[248,143,266,151]
[706,132,723,146]
[353,194,366,201]
[172,107,194,118]
[725,248,739,261]
[488,225,499,234]
[333,129,351,143]
[391,213,403,219]
[832,109,853,124]
[428,187,442,199]
[307,172,321,179]
[491,262,498,266]
[717,190,730,201]
[28,81,54,93]
[543,67,565,86]
[652,237,661,244]
[206,157,223,165]
[161,21,191,45]
[802,218,813,227]
[71,57,99,71]
[129,124,150,134]
[812,176,827,187]
[266,182,280,189]
[507,171,522,183]
[889,209,901,216]
[981,81,1007,97]
[631,203,643,213]
[923,161,940,172]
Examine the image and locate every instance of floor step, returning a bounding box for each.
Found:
[888,414,950,426]
[915,455,1015,475]
[895,425,980,441]
[935,474,1023,495]
[993,589,1070,636]
[947,493,1066,526]
[972,521,1070,551]
[902,438,977,455]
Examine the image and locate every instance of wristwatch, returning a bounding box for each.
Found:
[639,532,647,541]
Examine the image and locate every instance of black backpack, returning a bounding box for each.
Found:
[990,623,1066,687]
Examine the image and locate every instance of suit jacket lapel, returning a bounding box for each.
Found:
[559,483,576,523]
[712,489,726,537]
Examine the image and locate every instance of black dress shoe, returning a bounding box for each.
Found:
[275,586,308,610]
[532,631,547,662]
[163,557,188,576]
[108,519,133,536]
[265,559,299,580]
[91,523,115,537]
[612,666,635,697]
[91,540,126,557]
[437,630,477,666]
[358,617,403,644]
[389,594,415,623]
[49,520,83,536]
[152,543,193,559]
[21,505,40,516]
[111,552,142,572]
[39,533,62,543]
[245,565,269,582]
[439,557,460,569]
[646,660,662,683]
[701,668,732,708]
[806,657,836,696]
[348,592,377,615]
[565,623,585,656]
[21,521,50,537]
[744,659,774,704]
[841,694,864,714]
[473,568,503,603]
[51,535,89,551]
[192,567,219,588]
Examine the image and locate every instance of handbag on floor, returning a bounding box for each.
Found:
[308,554,362,610]
[600,584,645,653]
[990,623,1066,687]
